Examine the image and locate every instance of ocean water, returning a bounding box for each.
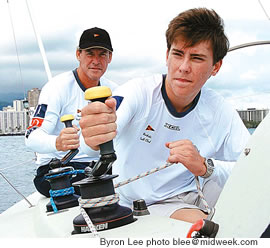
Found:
[0,128,256,214]
[0,136,36,213]
[248,128,255,134]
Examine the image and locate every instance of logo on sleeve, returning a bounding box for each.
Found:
[27,104,47,129]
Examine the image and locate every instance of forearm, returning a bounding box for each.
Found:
[25,128,58,153]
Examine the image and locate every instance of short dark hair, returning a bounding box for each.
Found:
[166,8,229,64]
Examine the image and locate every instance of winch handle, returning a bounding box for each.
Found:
[84,86,116,156]
[84,86,117,177]
[60,114,79,165]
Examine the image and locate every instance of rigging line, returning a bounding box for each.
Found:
[25,0,52,81]
[0,171,34,208]
[0,158,35,172]
[7,0,26,99]
[258,0,270,20]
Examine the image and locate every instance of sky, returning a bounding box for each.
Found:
[0,0,270,110]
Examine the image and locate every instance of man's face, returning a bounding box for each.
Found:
[166,38,222,110]
[77,48,112,84]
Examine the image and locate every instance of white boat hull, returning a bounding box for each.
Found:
[1,115,270,238]
[0,192,192,238]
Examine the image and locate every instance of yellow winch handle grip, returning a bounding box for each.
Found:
[84,86,115,158]
[85,86,112,101]
[59,114,79,163]
[60,114,75,128]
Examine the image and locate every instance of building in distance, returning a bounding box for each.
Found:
[237,108,269,122]
[27,88,41,108]
[237,108,269,129]
[0,88,41,135]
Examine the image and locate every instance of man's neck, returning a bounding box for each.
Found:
[76,68,99,89]
[165,82,196,113]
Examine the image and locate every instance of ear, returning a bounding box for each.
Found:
[76,49,81,61]
[108,52,112,64]
[211,59,222,76]
[166,49,169,66]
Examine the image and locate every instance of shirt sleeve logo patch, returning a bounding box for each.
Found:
[27,104,47,129]
[33,104,47,118]
[28,118,43,129]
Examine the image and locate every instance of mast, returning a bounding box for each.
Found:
[25,0,52,81]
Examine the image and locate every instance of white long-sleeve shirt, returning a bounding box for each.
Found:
[81,74,250,207]
[25,69,117,165]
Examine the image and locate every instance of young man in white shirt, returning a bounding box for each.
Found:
[79,9,250,223]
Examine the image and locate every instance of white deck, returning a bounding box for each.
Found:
[1,115,270,238]
[0,192,192,238]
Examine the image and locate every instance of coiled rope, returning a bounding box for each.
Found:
[78,193,120,238]
[49,187,75,212]
[45,169,85,180]
[79,162,212,237]
[45,169,84,213]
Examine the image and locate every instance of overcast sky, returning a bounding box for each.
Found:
[0,0,270,110]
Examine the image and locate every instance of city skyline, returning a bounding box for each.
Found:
[1,86,270,111]
[0,86,269,135]
[0,0,270,110]
[0,88,40,134]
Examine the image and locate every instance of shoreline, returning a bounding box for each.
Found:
[0,133,24,136]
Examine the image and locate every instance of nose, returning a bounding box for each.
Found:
[92,55,100,65]
[178,58,191,73]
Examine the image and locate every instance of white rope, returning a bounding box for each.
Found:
[79,194,119,208]
[79,162,212,236]
[80,207,99,238]
[114,162,173,188]
[78,194,120,237]
[195,176,211,214]
[114,162,211,214]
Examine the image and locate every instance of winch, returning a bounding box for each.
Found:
[45,114,83,213]
[72,86,135,234]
